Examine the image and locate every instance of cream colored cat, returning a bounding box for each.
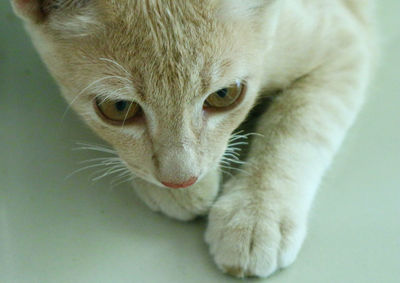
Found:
[12,0,375,278]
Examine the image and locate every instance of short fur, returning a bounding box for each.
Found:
[12,0,375,278]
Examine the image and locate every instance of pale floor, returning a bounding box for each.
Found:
[1,2,399,283]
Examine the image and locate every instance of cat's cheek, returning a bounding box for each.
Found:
[202,111,226,132]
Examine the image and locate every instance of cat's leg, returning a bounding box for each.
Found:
[205,50,371,277]
[132,170,220,221]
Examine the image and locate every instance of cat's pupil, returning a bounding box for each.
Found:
[115,101,127,111]
[217,88,228,98]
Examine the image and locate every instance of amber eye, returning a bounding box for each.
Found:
[204,82,245,109]
[95,98,141,124]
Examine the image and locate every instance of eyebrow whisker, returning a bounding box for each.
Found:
[61,75,132,122]
[99,57,131,77]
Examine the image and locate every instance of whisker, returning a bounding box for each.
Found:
[230,130,244,137]
[219,164,250,176]
[231,131,264,139]
[110,175,136,189]
[223,152,240,160]
[78,157,121,164]
[61,75,129,122]
[92,166,128,182]
[221,131,264,175]
[227,141,249,147]
[228,135,247,142]
[61,74,133,122]
[65,162,119,180]
[225,151,241,158]
[111,169,133,182]
[114,170,132,179]
[88,162,125,177]
[99,57,131,77]
[221,157,247,165]
[219,160,232,166]
[121,100,135,128]
[74,142,118,155]
[218,167,233,177]
[67,141,129,182]
[97,86,132,104]
[225,148,242,153]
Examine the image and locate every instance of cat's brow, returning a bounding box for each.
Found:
[200,59,234,94]
[96,57,147,99]
[99,58,131,77]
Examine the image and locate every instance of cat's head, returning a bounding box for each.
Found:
[13,0,281,188]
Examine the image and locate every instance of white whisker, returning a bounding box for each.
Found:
[121,100,135,128]
[78,157,121,164]
[67,142,134,188]
[89,162,125,177]
[225,148,242,153]
[227,141,249,147]
[218,167,233,177]
[221,157,247,165]
[220,130,264,177]
[112,169,133,181]
[92,166,128,182]
[220,164,250,176]
[61,74,132,122]
[228,135,247,142]
[223,153,240,160]
[74,142,118,155]
[98,86,132,103]
[99,57,131,77]
[65,162,118,180]
[110,175,136,189]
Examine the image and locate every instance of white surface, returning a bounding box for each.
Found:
[1,2,399,282]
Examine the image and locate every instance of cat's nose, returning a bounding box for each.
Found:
[153,143,200,189]
[161,177,198,189]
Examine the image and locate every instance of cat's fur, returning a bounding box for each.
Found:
[12,0,375,278]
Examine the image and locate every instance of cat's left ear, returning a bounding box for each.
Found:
[11,0,89,23]
[11,0,44,22]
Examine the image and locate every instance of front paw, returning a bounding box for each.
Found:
[205,187,307,278]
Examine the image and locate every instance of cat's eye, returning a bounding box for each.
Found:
[204,82,245,109]
[95,98,141,124]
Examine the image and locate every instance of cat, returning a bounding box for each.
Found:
[11,0,375,278]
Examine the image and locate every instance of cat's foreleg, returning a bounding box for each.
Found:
[205,54,370,277]
[132,170,220,221]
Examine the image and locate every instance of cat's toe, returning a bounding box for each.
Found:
[205,190,306,278]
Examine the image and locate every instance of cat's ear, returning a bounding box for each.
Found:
[11,0,43,22]
[11,0,90,23]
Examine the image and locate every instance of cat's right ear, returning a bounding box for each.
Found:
[11,0,45,23]
[11,0,91,23]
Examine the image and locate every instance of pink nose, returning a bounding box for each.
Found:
[162,177,198,189]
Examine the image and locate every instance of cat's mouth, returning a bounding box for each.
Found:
[125,162,202,189]
[161,177,198,189]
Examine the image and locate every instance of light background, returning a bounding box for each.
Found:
[1,2,399,283]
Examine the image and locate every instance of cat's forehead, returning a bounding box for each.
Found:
[48,0,252,105]
[94,0,230,101]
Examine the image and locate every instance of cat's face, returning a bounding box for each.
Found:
[14,0,280,188]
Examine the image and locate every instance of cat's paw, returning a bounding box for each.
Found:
[205,187,306,278]
[133,171,220,221]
